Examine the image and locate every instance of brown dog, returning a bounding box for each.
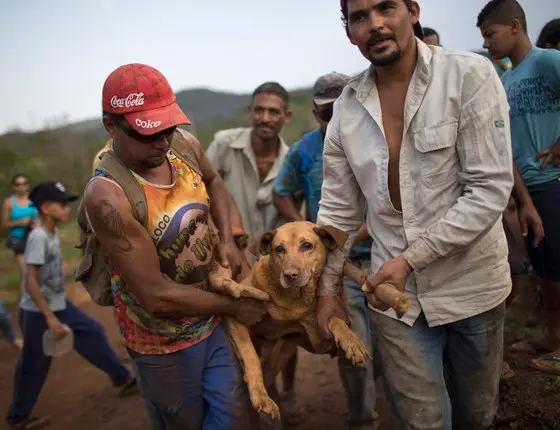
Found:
[209,221,372,419]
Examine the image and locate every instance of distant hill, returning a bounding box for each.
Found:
[58,88,252,141]
[0,86,316,198]
[1,86,316,149]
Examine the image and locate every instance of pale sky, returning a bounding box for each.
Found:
[0,0,558,133]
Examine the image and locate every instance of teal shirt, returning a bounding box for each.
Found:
[8,196,37,239]
[501,47,560,185]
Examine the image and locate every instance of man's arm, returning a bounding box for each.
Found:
[85,179,241,317]
[273,144,305,222]
[403,60,514,271]
[511,162,544,246]
[188,135,242,275]
[316,100,364,295]
[188,135,236,245]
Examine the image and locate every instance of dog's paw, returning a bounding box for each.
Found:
[226,281,270,302]
[249,385,281,419]
[334,330,373,366]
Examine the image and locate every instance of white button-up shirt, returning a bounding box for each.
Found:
[206,127,289,249]
[317,40,514,327]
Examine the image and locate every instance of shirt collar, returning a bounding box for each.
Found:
[349,38,433,102]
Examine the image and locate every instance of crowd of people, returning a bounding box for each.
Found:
[1,0,559,429]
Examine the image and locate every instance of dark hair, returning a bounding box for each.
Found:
[477,0,527,32]
[11,174,28,185]
[252,82,290,107]
[341,0,413,28]
[423,27,439,40]
[536,18,560,48]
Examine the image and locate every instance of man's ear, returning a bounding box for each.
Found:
[313,225,349,251]
[256,229,278,256]
[102,116,118,140]
[283,109,293,125]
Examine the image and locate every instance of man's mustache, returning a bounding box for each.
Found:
[367,32,396,45]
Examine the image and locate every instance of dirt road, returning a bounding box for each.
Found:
[0,286,388,430]
[2,285,559,429]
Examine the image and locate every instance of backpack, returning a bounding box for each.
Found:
[74,129,202,306]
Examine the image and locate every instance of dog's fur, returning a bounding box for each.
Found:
[209,221,372,419]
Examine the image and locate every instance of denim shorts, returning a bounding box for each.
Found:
[525,177,560,280]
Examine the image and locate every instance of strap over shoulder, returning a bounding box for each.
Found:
[97,150,148,227]
[173,129,203,177]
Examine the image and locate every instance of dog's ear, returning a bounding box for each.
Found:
[313,225,349,251]
[256,229,278,256]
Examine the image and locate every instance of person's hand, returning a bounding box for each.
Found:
[316,295,350,341]
[230,298,267,326]
[536,137,560,172]
[363,256,412,311]
[217,237,242,278]
[46,315,68,341]
[18,217,32,227]
[517,202,544,248]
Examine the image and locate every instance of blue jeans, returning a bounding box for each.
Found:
[0,300,17,344]
[339,257,377,428]
[6,301,131,425]
[370,303,505,430]
[129,323,254,430]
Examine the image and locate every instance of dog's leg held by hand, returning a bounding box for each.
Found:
[209,261,270,301]
[327,316,372,365]
[224,318,281,420]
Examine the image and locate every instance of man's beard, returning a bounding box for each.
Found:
[370,48,402,66]
[366,31,402,66]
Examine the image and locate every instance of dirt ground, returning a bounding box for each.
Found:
[0,284,559,430]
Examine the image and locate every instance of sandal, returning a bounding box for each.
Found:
[529,352,560,376]
[10,416,51,429]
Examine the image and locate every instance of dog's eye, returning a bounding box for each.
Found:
[300,242,313,251]
[274,245,285,254]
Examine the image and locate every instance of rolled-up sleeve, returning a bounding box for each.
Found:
[317,100,364,295]
[403,59,514,271]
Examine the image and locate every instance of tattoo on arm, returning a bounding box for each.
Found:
[91,199,132,254]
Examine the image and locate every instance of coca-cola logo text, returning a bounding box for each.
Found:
[135,118,162,129]
[110,93,145,109]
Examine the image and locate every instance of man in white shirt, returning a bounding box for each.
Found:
[315,1,513,429]
[206,82,292,258]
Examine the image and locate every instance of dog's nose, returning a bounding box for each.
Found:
[283,269,298,281]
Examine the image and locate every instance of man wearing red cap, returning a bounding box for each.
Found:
[315,1,513,429]
[84,63,265,430]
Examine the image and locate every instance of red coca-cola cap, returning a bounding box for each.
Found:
[102,63,191,135]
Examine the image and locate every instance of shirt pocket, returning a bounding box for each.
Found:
[412,120,460,188]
